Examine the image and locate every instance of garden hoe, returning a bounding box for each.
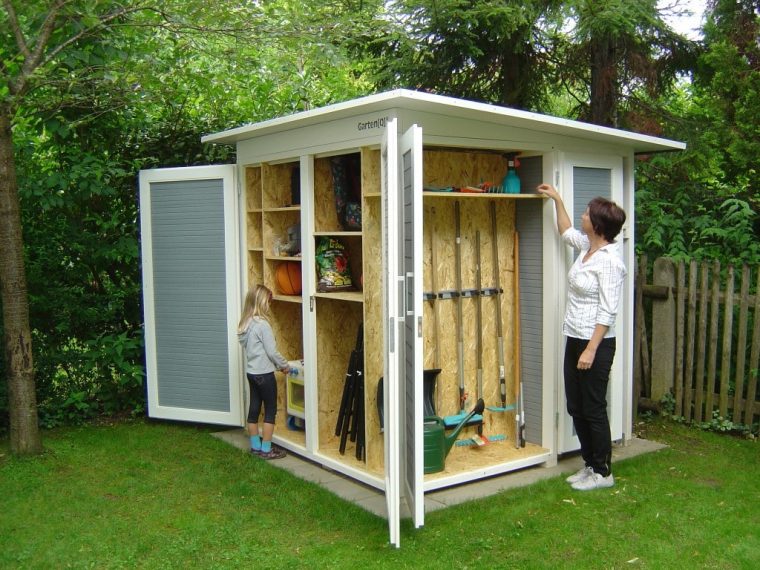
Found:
[424,214,443,416]
[486,201,516,414]
[514,231,526,448]
[444,201,482,429]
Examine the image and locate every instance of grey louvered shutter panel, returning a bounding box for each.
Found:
[515,156,543,445]
[140,166,242,426]
[573,167,611,226]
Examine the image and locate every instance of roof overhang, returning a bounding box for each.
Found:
[201,89,685,154]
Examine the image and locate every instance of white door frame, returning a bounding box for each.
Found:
[381,119,402,548]
[399,125,424,529]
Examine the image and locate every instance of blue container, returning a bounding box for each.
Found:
[503,161,521,194]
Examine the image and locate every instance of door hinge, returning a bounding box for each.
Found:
[309,295,315,312]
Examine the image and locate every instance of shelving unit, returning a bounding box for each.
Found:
[244,146,549,480]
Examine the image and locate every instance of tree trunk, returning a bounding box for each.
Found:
[499,40,528,109]
[589,35,617,127]
[0,103,42,455]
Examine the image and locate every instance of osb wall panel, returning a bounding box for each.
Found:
[265,301,304,431]
[245,166,262,211]
[423,149,509,190]
[361,147,381,194]
[246,212,262,250]
[361,151,383,471]
[263,209,300,253]
[422,196,518,445]
[247,251,263,287]
[314,157,340,232]
[316,298,364,451]
[262,162,298,208]
[269,301,304,362]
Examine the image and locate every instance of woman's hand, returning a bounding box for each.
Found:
[577,346,597,370]
[537,183,571,235]
[536,183,560,201]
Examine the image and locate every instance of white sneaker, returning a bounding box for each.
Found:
[565,466,593,484]
[572,472,614,491]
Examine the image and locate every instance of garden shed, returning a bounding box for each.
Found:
[138,89,685,546]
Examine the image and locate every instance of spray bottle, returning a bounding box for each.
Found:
[502,154,521,194]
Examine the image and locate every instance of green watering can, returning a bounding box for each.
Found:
[424,398,485,474]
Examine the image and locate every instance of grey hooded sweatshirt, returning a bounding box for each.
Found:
[238,317,289,375]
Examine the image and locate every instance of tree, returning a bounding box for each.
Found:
[1,0,380,450]
[1,0,182,454]
[561,0,697,127]
[1,0,134,455]
[363,0,564,110]
[633,0,760,264]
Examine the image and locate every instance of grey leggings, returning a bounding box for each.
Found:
[246,372,277,424]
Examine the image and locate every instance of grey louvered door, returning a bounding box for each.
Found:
[139,166,243,426]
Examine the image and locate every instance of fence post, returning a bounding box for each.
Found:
[651,257,676,401]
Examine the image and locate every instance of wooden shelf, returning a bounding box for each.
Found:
[265,255,302,262]
[422,192,546,199]
[272,294,303,304]
[315,291,364,303]
[264,205,301,212]
[314,231,363,237]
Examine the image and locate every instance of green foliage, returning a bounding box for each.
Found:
[1,0,377,432]
[35,333,145,428]
[636,176,760,265]
[659,392,758,438]
[698,410,756,437]
[633,1,760,266]
[362,0,564,110]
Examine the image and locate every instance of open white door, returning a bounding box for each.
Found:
[558,155,625,453]
[399,125,425,528]
[381,119,402,548]
[139,165,243,426]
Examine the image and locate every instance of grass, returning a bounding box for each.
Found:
[1,417,758,569]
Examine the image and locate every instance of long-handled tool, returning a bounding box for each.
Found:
[486,201,515,413]
[475,230,484,436]
[444,201,482,428]
[514,232,526,448]
[427,213,443,416]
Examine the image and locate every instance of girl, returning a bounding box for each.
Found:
[237,284,290,460]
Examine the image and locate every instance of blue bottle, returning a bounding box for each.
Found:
[503,160,521,194]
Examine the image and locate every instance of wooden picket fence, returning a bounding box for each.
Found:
[633,256,760,429]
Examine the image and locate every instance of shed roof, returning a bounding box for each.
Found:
[202,89,685,153]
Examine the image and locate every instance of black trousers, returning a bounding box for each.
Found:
[246,372,278,424]
[564,337,616,477]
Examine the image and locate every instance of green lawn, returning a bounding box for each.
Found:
[1,418,757,569]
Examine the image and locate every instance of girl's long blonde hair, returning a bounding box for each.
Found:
[237,284,273,333]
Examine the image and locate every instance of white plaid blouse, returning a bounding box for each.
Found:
[561,227,627,340]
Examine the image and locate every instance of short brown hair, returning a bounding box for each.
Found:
[588,197,626,242]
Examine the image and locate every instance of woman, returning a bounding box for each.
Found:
[537,183,627,490]
[238,284,290,460]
